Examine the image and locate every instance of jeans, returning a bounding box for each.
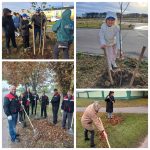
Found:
[34,27,42,42]
[107,112,112,119]
[62,111,73,129]
[8,113,18,141]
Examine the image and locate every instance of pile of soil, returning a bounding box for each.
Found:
[97,68,147,88]
[2,32,74,59]
[16,119,73,148]
[106,115,124,126]
[77,53,148,88]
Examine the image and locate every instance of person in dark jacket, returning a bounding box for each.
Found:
[20,13,32,51]
[2,8,17,54]
[31,8,46,42]
[31,91,39,115]
[52,9,74,59]
[51,89,60,125]
[3,85,21,143]
[24,88,33,116]
[18,93,25,123]
[61,90,74,129]
[40,91,49,118]
[105,91,115,119]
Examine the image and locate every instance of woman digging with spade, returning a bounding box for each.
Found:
[99,11,123,71]
[81,101,107,148]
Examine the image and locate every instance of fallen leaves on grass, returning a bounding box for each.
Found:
[16,119,73,148]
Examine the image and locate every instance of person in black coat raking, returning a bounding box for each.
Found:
[105,91,115,119]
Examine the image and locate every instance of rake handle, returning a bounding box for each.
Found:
[99,117,111,148]
[21,104,35,131]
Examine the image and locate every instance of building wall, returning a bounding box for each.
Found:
[76,91,145,100]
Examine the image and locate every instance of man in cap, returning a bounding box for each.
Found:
[31,8,47,42]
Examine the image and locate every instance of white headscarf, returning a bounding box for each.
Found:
[105,11,117,20]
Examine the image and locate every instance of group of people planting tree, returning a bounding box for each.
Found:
[81,91,115,148]
[3,85,74,143]
[2,7,74,59]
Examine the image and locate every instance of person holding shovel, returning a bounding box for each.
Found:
[61,90,74,129]
[3,85,21,143]
[52,9,74,59]
[105,91,115,119]
[40,91,49,118]
[99,11,122,71]
[81,101,107,148]
[2,8,18,54]
[31,8,46,43]
[51,89,60,125]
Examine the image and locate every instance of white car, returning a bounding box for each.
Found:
[50,16,60,22]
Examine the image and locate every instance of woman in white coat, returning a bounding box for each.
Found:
[99,11,122,71]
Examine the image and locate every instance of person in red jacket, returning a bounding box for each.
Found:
[3,85,21,143]
[61,90,74,129]
[24,88,33,116]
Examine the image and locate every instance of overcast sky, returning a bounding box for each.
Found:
[77,2,148,16]
[2,2,74,13]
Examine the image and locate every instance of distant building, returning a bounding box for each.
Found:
[76,91,148,100]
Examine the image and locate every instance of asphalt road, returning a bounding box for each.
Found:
[76,24,148,59]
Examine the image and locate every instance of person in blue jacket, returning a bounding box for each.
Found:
[52,9,74,59]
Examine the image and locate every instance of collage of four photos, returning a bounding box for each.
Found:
[1,0,148,149]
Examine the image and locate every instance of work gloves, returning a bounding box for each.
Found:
[7,115,12,121]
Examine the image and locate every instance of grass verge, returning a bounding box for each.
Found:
[76,112,148,148]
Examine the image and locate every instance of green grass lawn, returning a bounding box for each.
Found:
[77,19,134,29]
[76,112,148,148]
[76,98,148,108]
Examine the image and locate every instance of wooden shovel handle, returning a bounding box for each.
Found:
[129,46,146,87]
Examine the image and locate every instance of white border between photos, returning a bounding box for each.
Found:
[0,0,149,150]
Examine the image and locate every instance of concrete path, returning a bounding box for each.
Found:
[139,136,148,148]
[76,106,148,114]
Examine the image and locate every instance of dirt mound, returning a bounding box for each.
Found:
[107,115,124,126]
[17,119,73,148]
[97,68,147,88]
